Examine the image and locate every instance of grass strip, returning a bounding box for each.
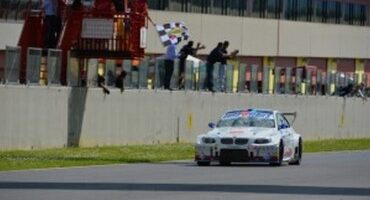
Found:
[0,138,370,171]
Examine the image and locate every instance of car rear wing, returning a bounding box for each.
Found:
[282,112,297,125]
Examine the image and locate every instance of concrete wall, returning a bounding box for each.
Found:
[0,86,369,150]
[2,12,370,58]
[146,11,370,58]
[0,85,69,150]
[0,22,23,49]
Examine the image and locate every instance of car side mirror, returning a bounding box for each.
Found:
[208,122,216,129]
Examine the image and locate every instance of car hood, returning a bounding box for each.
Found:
[205,127,276,138]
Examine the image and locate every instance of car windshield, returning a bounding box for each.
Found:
[217,110,275,128]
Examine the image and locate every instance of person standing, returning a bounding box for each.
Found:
[43,0,59,49]
[164,42,177,91]
[178,41,205,89]
[205,42,223,92]
[218,41,230,92]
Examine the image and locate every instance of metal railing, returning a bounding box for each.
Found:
[2,49,369,97]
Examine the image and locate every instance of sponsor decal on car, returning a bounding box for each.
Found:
[284,148,294,157]
[230,128,244,136]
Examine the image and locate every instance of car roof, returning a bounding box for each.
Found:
[225,108,277,114]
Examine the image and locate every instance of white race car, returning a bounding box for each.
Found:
[195,108,302,166]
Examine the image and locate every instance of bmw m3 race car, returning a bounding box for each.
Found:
[195,108,302,166]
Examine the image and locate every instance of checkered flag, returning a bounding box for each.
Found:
[155,22,189,47]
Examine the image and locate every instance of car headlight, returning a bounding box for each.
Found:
[254,138,271,144]
[202,137,216,144]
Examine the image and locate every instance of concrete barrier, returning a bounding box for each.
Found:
[0,85,69,150]
[0,86,369,150]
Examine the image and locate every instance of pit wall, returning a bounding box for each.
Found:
[0,86,369,150]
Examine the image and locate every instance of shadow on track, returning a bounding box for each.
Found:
[0,182,369,196]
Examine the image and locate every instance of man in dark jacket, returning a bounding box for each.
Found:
[218,41,230,92]
[178,41,205,89]
[205,42,223,92]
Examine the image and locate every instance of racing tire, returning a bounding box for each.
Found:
[270,140,284,166]
[289,138,302,165]
[197,161,210,166]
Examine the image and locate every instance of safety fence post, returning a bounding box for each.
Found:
[184,60,194,91]
[154,58,165,89]
[47,49,62,85]
[225,63,233,93]
[238,63,247,93]
[274,66,281,94]
[5,46,21,84]
[295,68,303,94]
[305,68,312,95]
[262,66,270,94]
[197,62,206,91]
[138,58,149,89]
[249,65,258,93]
[213,63,221,92]
[285,67,292,94]
[26,47,42,85]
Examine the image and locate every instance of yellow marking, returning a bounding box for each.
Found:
[356,59,365,84]
[327,58,337,94]
[187,113,193,131]
[339,112,345,128]
[263,57,275,94]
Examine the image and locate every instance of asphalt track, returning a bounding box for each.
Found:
[0,151,370,200]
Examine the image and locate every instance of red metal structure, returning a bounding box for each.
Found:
[18,0,148,85]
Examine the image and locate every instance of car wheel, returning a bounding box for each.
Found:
[197,161,210,166]
[270,140,284,166]
[289,138,302,165]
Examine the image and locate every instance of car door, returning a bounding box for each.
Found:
[276,113,294,159]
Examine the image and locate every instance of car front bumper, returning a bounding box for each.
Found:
[195,143,280,163]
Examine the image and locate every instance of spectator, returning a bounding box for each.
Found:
[218,41,230,92]
[178,41,205,89]
[43,0,60,49]
[164,42,177,91]
[218,41,239,92]
[97,74,110,95]
[115,70,127,93]
[205,42,223,92]
[351,82,367,101]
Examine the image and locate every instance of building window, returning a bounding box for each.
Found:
[297,0,313,21]
[212,0,223,15]
[266,0,282,19]
[148,0,169,10]
[169,0,184,12]
[252,0,266,18]
[201,0,211,14]
[6,0,20,21]
[343,3,353,25]
[353,4,364,26]
[147,0,370,27]
[326,0,336,24]
[229,0,247,17]
[0,0,11,20]
[190,0,201,13]
[285,0,297,20]
[314,0,325,23]
[335,1,341,24]
[359,5,367,26]
[17,0,30,20]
